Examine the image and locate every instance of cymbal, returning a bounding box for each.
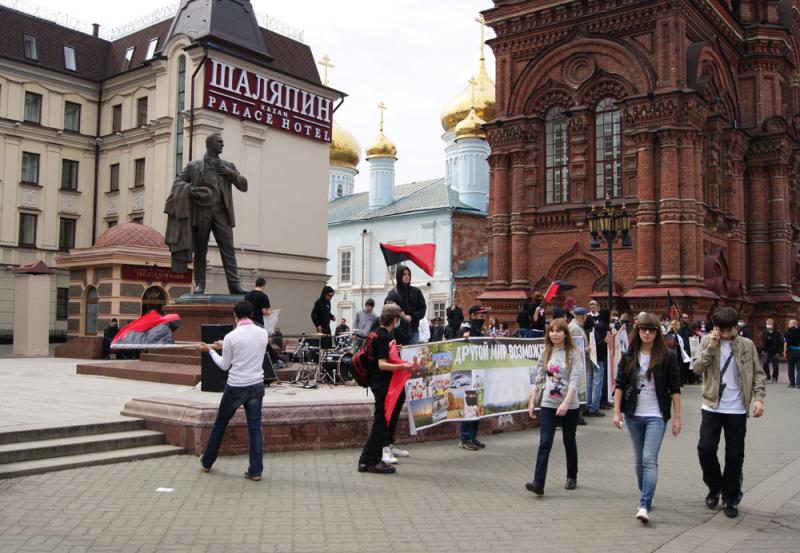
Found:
[305,333,331,337]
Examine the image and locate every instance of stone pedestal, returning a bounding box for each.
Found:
[163,294,245,342]
[13,262,53,357]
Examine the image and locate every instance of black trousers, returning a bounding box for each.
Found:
[386,389,405,446]
[533,407,579,487]
[697,410,747,504]
[193,204,241,289]
[359,382,389,466]
[762,352,779,381]
[788,350,800,386]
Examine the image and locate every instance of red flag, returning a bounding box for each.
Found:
[384,342,410,425]
[380,243,436,277]
[112,311,180,346]
[667,291,679,320]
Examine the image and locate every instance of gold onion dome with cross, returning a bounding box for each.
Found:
[366,101,397,159]
[319,54,361,170]
[440,15,496,133]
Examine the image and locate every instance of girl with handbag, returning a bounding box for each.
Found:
[526,318,585,495]
[612,312,682,523]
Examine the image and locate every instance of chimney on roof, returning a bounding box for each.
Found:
[92,23,100,37]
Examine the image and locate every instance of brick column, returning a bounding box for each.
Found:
[658,131,682,286]
[748,166,770,292]
[634,132,657,287]
[510,150,529,289]
[693,134,706,282]
[488,153,510,288]
[678,131,699,284]
[768,165,791,292]
[726,148,747,286]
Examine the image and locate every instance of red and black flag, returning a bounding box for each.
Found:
[543,279,577,302]
[379,243,436,277]
[666,291,679,320]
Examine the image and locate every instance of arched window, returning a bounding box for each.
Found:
[546,106,569,204]
[84,286,98,335]
[336,181,343,197]
[595,97,621,198]
[142,286,167,315]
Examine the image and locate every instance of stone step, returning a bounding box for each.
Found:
[0,417,145,445]
[76,360,200,385]
[0,430,167,464]
[139,353,199,365]
[0,444,185,479]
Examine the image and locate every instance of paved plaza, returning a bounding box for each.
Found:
[1,356,800,552]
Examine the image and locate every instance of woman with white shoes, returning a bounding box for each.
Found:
[613,313,682,524]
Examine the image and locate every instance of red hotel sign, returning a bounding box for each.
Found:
[121,265,192,284]
[203,58,333,143]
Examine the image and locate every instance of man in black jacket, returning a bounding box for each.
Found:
[311,286,335,349]
[759,318,783,383]
[784,319,800,388]
[386,265,427,345]
[101,318,119,360]
[445,300,464,340]
[459,305,487,451]
[678,313,695,384]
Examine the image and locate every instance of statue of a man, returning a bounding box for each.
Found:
[164,133,247,295]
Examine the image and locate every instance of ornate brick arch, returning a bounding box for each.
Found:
[686,41,739,122]
[527,83,576,118]
[511,31,655,115]
[578,73,634,108]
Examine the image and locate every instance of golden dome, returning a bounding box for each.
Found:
[455,108,486,140]
[440,59,496,133]
[366,130,397,159]
[330,120,361,169]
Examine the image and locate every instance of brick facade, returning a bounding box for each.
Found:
[479,0,800,332]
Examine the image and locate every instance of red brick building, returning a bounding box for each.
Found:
[478,0,800,329]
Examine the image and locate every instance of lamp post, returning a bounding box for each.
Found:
[586,195,632,312]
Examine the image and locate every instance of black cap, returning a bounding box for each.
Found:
[468,305,482,315]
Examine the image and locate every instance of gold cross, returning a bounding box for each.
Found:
[377,101,387,132]
[317,54,334,86]
[475,14,486,61]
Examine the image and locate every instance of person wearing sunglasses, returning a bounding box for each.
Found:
[613,313,681,523]
[692,307,766,518]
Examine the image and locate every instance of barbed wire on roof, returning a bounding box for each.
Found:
[1,0,305,44]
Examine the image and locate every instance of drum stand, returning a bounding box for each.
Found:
[290,337,320,389]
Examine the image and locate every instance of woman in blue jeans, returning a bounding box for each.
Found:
[526,318,585,495]
[613,312,682,524]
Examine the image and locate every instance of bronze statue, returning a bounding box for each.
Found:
[165,133,247,294]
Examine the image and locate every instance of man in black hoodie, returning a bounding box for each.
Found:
[458,305,487,451]
[386,265,427,346]
[311,285,335,349]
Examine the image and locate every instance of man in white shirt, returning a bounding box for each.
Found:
[692,307,766,518]
[199,301,268,480]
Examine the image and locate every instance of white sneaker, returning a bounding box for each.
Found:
[636,507,649,524]
[390,445,410,457]
[382,446,398,464]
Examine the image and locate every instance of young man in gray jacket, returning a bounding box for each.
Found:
[692,307,766,518]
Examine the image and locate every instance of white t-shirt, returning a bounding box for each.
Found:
[634,353,661,417]
[208,320,268,387]
[703,340,746,415]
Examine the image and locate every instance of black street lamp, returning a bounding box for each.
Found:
[587,195,632,312]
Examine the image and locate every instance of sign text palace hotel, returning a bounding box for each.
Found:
[204,59,333,143]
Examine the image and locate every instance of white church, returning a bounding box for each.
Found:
[325,24,495,326]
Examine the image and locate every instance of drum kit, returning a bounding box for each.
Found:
[290,332,356,388]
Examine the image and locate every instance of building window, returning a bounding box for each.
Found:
[123,47,135,71]
[59,217,76,251]
[136,97,148,127]
[112,104,122,133]
[145,37,158,60]
[336,182,343,197]
[107,219,117,229]
[339,250,352,283]
[24,34,38,61]
[61,159,79,191]
[21,152,40,184]
[109,164,120,192]
[85,286,99,335]
[595,97,622,198]
[545,106,569,204]
[63,45,77,71]
[64,101,81,132]
[131,216,143,225]
[24,92,42,123]
[18,213,37,246]
[432,301,447,321]
[56,287,69,320]
[142,286,167,315]
[133,158,145,187]
[175,55,186,174]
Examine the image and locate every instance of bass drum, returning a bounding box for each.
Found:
[337,352,353,382]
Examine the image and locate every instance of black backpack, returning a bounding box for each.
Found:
[349,331,377,387]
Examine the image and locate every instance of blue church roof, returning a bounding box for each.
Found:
[328,178,479,224]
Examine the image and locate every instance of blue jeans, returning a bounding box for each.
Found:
[533,407,579,486]
[409,331,420,345]
[460,420,480,441]
[202,383,265,476]
[586,361,604,413]
[625,415,667,510]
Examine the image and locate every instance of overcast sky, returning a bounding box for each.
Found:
[28,0,496,192]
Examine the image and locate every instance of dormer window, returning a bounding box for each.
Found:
[23,34,38,61]
[123,47,134,70]
[145,38,158,60]
[63,45,77,71]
